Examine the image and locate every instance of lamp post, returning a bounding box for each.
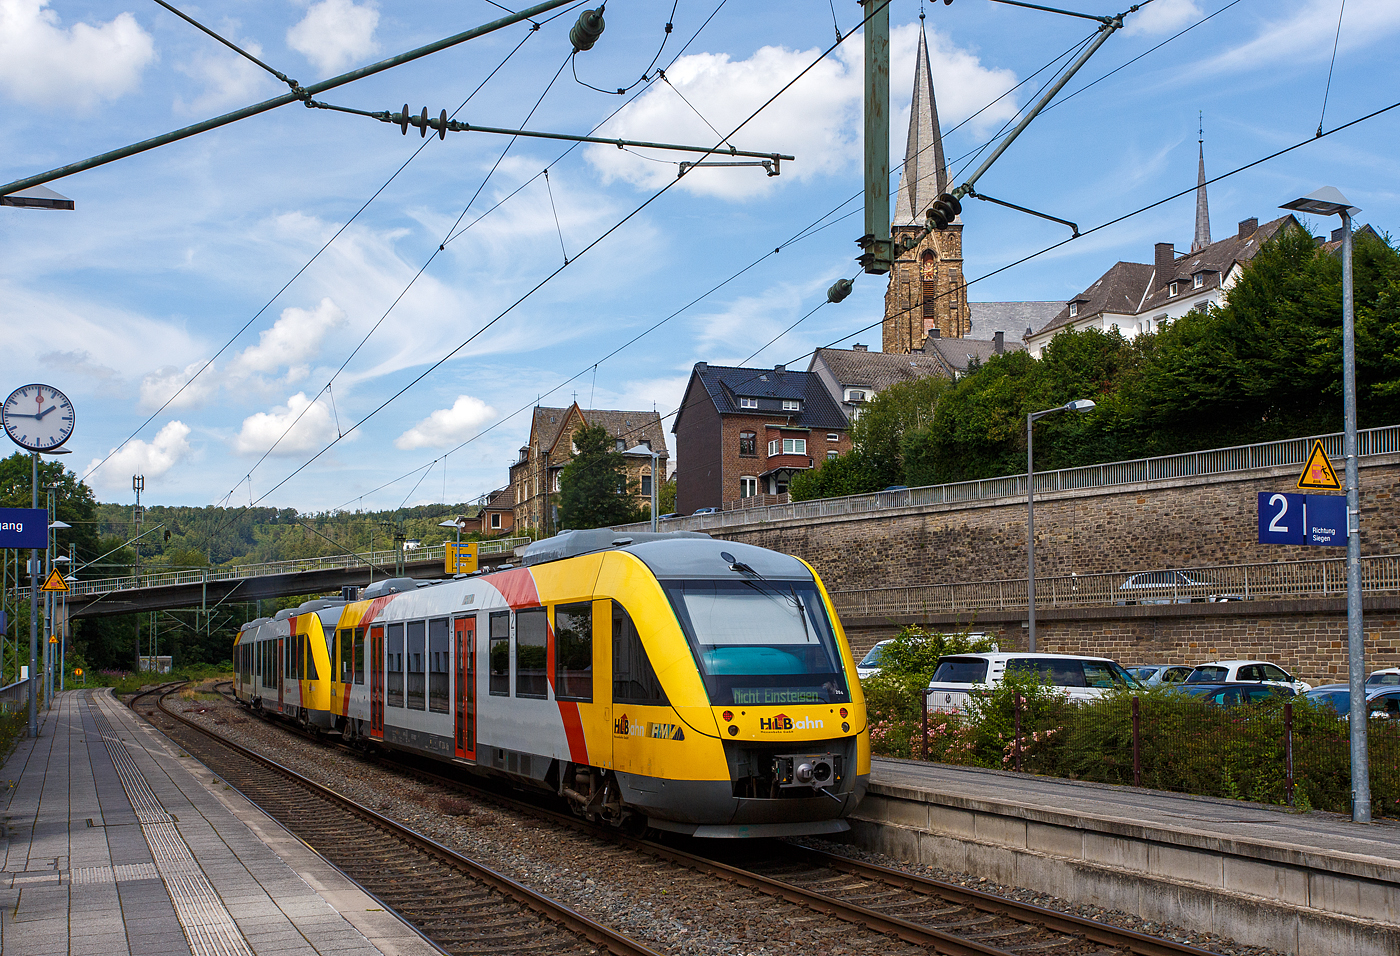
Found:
[1027,399,1096,652]
[1281,186,1368,822]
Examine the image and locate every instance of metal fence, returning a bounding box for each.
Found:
[622,423,1400,534]
[829,553,1400,618]
[0,677,30,715]
[55,536,530,598]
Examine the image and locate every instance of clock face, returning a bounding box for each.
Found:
[3,384,75,452]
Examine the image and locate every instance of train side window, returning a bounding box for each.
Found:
[387,623,405,707]
[407,621,426,710]
[488,611,510,697]
[428,617,450,714]
[354,627,366,684]
[515,608,548,699]
[612,601,668,706]
[554,603,592,702]
[337,629,350,683]
[305,633,318,681]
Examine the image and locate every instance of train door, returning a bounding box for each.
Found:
[454,616,476,760]
[276,638,285,713]
[369,624,385,738]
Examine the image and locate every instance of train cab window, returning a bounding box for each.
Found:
[489,611,510,696]
[304,634,318,681]
[338,629,352,683]
[515,608,549,699]
[428,617,450,713]
[554,603,593,702]
[387,623,405,707]
[407,621,426,710]
[613,602,668,706]
[354,627,366,684]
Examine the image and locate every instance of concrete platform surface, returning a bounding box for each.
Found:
[1,689,443,956]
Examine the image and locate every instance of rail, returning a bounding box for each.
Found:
[625,423,1400,533]
[828,553,1400,618]
[53,536,530,597]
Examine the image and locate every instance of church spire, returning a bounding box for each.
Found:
[892,17,948,227]
[1192,114,1211,253]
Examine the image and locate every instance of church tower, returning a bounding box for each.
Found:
[883,17,969,354]
[1191,116,1211,253]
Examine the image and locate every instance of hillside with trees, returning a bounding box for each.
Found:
[794,224,1400,499]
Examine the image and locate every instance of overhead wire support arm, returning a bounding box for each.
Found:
[0,0,578,197]
[986,0,1118,24]
[965,187,1079,237]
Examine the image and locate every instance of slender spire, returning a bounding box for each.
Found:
[1192,113,1211,253]
[892,17,949,227]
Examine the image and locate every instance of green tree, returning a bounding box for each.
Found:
[557,423,642,530]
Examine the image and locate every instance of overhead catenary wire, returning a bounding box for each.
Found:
[1318,0,1347,136]
[571,0,681,95]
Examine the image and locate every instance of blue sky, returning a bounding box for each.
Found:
[1,0,1397,512]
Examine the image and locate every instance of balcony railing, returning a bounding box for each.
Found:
[51,536,530,598]
[620,424,1400,534]
[827,553,1400,618]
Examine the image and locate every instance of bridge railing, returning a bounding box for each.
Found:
[826,553,1400,618]
[58,536,530,597]
[620,424,1400,533]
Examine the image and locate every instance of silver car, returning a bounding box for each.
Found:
[1116,570,1242,605]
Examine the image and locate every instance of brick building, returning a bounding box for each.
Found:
[509,403,668,534]
[477,487,515,536]
[673,363,850,515]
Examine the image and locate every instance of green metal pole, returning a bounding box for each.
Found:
[860,0,891,275]
[0,0,577,197]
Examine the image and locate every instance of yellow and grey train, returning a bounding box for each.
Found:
[233,530,869,837]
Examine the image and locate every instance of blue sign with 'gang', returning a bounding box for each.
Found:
[0,509,48,549]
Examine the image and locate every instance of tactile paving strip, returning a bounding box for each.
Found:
[87,695,256,956]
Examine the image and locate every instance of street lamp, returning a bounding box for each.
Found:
[623,444,662,532]
[1281,185,1368,822]
[1027,399,1096,652]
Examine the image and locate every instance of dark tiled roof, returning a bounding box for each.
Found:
[679,364,848,431]
[1035,261,1156,336]
[923,336,1025,375]
[809,347,949,390]
[968,302,1063,336]
[1138,215,1296,314]
[532,405,669,456]
[483,487,513,511]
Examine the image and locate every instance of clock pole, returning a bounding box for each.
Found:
[29,451,38,738]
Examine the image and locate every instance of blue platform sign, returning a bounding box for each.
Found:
[1258,493,1346,547]
[0,508,47,549]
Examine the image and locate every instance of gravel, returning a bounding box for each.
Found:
[163,688,1287,956]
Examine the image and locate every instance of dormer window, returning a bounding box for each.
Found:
[1169,281,1179,297]
[739,397,758,409]
[1193,273,1204,289]
[782,399,800,411]
[845,389,866,403]
[1068,302,1078,318]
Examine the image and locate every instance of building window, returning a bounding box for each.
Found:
[827,432,839,442]
[1068,302,1078,317]
[845,389,866,403]
[739,431,757,456]
[827,450,839,460]
[739,397,758,409]
[1169,281,1179,297]
[782,399,800,411]
[768,438,806,456]
[640,472,652,496]
[740,476,758,498]
[552,472,561,492]
[615,438,625,451]
[1193,273,1204,289]
[491,512,502,529]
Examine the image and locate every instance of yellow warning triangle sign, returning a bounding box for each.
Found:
[1297,439,1342,491]
[41,569,68,592]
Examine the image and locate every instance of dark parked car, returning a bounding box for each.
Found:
[1170,682,1296,708]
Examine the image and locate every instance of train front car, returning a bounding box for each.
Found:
[534,531,869,838]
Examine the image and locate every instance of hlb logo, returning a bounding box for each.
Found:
[760,713,825,732]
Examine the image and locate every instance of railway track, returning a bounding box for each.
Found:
[131,682,662,956]
[189,681,1225,956]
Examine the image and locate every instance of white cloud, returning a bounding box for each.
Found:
[85,421,193,489]
[1195,0,1400,75]
[234,392,341,456]
[232,297,346,378]
[0,0,155,110]
[1123,0,1202,36]
[395,395,496,450]
[174,37,274,114]
[586,24,1017,200]
[39,350,121,391]
[140,361,217,412]
[287,0,379,76]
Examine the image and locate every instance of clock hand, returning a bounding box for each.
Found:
[35,405,57,420]
[6,412,41,418]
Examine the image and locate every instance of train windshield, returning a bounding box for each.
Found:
[663,579,850,706]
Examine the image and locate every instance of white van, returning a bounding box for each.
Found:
[925,652,1140,714]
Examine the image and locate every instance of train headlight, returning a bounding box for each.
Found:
[842,721,850,733]
[728,725,739,736]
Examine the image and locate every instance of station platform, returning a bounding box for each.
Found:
[0,689,441,956]
[854,757,1400,955]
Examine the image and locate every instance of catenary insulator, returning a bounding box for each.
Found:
[438,109,448,141]
[420,106,429,138]
[570,7,605,51]
[827,278,853,304]
[399,104,410,135]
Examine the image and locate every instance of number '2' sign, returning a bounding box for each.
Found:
[1258,492,1347,546]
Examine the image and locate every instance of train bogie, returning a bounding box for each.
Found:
[233,531,868,837]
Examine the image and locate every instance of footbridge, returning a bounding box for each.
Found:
[59,537,529,619]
